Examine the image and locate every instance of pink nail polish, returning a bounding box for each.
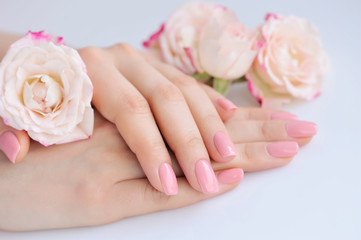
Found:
[267,142,299,158]
[271,112,298,120]
[216,98,237,111]
[159,163,178,195]
[195,160,219,194]
[286,122,318,138]
[217,168,244,184]
[0,131,20,164]
[214,132,237,161]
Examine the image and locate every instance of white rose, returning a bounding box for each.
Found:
[0,31,94,146]
[144,2,245,76]
[246,14,330,107]
[198,19,258,80]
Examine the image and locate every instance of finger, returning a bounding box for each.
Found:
[109,44,218,194]
[109,168,243,221]
[225,120,317,146]
[212,141,299,172]
[199,84,237,121]
[231,107,299,121]
[200,83,298,122]
[80,47,177,196]
[142,55,237,164]
[0,118,30,163]
[113,142,298,181]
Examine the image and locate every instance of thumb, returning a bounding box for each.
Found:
[199,83,237,122]
[0,118,30,164]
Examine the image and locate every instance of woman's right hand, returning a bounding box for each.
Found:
[0,104,316,231]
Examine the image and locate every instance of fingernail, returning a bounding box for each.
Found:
[195,160,219,194]
[217,168,244,184]
[159,163,178,195]
[0,131,20,164]
[286,122,318,138]
[214,131,237,161]
[216,98,237,111]
[271,112,298,120]
[267,142,299,158]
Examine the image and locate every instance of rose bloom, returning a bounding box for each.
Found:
[0,31,94,146]
[143,2,258,80]
[246,14,330,107]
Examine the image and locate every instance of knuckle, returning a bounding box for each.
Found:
[259,122,273,139]
[154,83,184,102]
[184,135,204,149]
[120,93,150,115]
[172,74,197,88]
[243,143,254,162]
[78,46,106,63]
[112,42,137,56]
[203,113,221,125]
[75,174,107,212]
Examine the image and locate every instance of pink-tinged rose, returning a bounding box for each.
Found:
[198,20,258,80]
[246,14,330,107]
[0,31,94,146]
[144,2,243,76]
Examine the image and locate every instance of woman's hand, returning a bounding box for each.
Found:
[0,106,316,231]
[77,43,240,195]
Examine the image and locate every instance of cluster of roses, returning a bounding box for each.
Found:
[0,2,330,147]
[143,2,330,108]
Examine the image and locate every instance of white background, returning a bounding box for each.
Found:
[0,0,360,239]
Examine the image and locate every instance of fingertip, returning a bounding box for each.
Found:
[213,131,237,163]
[298,137,313,147]
[199,84,237,121]
[216,97,237,121]
[14,130,30,163]
[0,130,20,163]
[0,130,30,164]
[217,168,244,185]
[159,162,179,196]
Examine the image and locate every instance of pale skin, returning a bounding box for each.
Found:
[0,108,314,231]
[0,32,317,231]
[0,32,316,195]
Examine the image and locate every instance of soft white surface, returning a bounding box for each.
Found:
[0,0,360,239]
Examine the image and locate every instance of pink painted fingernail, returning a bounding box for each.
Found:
[267,142,299,158]
[271,112,298,120]
[0,131,20,164]
[286,122,318,138]
[217,98,237,111]
[217,168,244,184]
[195,160,219,194]
[159,163,178,195]
[214,132,237,161]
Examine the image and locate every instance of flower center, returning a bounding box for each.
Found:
[23,74,63,115]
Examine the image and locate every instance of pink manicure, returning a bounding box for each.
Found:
[0,131,20,164]
[216,98,237,111]
[159,163,178,195]
[195,160,219,194]
[286,121,318,138]
[214,131,237,161]
[271,112,298,120]
[267,142,299,158]
[217,168,244,184]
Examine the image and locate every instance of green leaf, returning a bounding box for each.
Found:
[213,78,231,95]
[192,72,211,82]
